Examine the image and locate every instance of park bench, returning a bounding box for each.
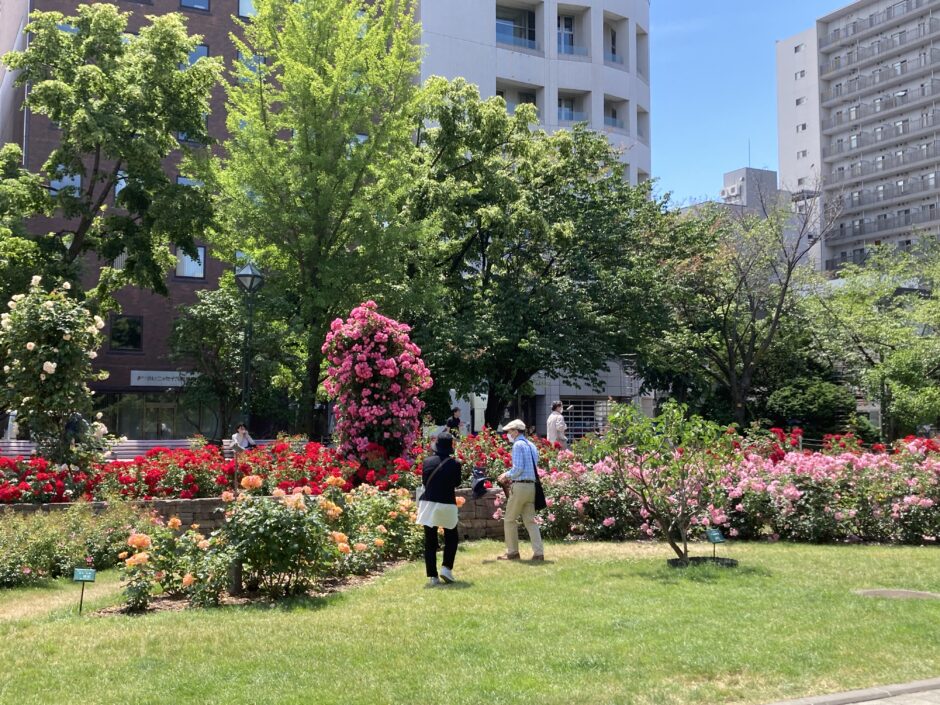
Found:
[0,438,269,462]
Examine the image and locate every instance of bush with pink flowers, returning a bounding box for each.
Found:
[322,301,433,459]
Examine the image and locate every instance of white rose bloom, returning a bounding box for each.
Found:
[39,373,46,381]
[25,342,35,351]
[88,351,97,359]
[93,315,105,329]
[2,366,7,373]
[86,325,98,335]
[11,294,23,302]
[42,301,54,310]
[62,282,71,290]
[1,320,9,330]
[96,412,103,420]
[42,361,57,374]
[30,275,41,287]
[7,301,15,310]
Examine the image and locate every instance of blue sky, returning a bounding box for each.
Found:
[650,0,842,205]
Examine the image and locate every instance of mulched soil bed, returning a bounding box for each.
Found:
[95,561,407,616]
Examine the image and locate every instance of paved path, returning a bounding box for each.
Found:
[768,679,940,705]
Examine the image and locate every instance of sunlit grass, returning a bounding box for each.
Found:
[0,541,937,705]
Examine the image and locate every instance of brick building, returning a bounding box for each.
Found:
[1,0,253,439]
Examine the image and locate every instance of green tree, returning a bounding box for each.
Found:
[2,3,221,296]
[650,202,823,427]
[170,285,296,440]
[808,244,940,439]
[206,0,424,435]
[0,144,51,303]
[408,79,677,427]
[766,378,856,437]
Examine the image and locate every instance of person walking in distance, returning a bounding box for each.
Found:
[416,432,463,585]
[496,419,544,561]
[546,401,568,449]
[444,407,463,437]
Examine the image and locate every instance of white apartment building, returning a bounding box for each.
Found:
[417,1,653,436]
[778,0,940,272]
[417,0,651,185]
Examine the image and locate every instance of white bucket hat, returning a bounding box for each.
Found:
[503,419,526,432]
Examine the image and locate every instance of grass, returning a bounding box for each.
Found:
[0,541,938,705]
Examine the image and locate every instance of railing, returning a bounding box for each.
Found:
[821,49,940,103]
[604,51,624,65]
[829,204,940,241]
[820,17,940,76]
[557,39,589,56]
[825,251,869,271]
[819,0,939,48]
[558,109,588,122]
[822,79,940,131]
[822,110,940,158]
[838,171,940,212]
[496,26,540,51]
[826,140,940,185]
[505,101,540,117]
[604,116,625,130]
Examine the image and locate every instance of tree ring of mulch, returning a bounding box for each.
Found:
[666,556,739,568]
[95,560,407,616]
[854,588,940,600]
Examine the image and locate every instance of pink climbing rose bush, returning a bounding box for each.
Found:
[322,301,433,458]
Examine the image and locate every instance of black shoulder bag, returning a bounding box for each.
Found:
[525,443,548,511]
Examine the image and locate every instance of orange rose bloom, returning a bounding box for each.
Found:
[182,573,195,588]
[127,533,151,550]
[374,538,385,548]
[337,543,351,554]
[353,542,367,552]
[125,552,149,567]
[221,491,235,502]
[455,497,466,508]
[240,475,263,490]
[168,517,182,530]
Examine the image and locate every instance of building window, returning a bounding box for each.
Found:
[797,177,807,186]
[795,96,805,106]
[49,170,81,196]
[239,0,255,17]
[797,149,808,159]
[110,316,143,352]
[558,15,575,53]
[796,123,807,133]
[795,69,805,80]
[176,175,203,188]
[180,0,209,10]
[188,44,208,66]
[794,43,804,53]
[175,246,205,279]
[496,7,537,50]
[610,29,617,57]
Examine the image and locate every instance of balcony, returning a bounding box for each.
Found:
[822,110,940,160]
[557,38,589,57]
[821,49,940,105]
[496,26,539,51]
[826,140,940,186]
[828,204,940,242]
[604,51,624,66]
[822,79,940,132]
[603,116,625,130]
[558,109,588,123]
[825,251,870,271]
[820,17,940,78]
[819,0,940,49]
[838,171,940,214]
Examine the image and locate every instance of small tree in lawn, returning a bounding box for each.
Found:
[322,301,432,459]
[600,401,734,563]
[0,278,113,467]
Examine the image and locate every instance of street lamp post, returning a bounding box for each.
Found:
[235,261,264,430]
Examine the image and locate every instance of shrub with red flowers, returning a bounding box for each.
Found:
[322,301,433,459]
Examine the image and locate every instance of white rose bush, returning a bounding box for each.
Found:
[0,278,114,467]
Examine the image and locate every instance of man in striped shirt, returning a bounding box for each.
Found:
[496,419,544,561]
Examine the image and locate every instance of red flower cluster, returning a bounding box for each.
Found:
[0,442,420,504]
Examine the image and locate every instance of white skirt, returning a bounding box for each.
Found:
[416,500,459,530]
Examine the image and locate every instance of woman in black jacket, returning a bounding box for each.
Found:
[416,432,462,585]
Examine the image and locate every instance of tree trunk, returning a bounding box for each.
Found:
[484,382,510,429]
[730,384,747,427]
[303,344,324,439]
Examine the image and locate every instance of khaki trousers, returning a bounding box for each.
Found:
[503,482,544,556]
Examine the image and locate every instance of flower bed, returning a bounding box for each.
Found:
[0,441,417,504]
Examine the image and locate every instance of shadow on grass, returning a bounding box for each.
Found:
[635,561,772,585]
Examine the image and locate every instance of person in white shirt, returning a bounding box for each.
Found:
[231,423,256,453]
[546,401,568,449]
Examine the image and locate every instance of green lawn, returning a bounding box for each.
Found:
[0,541,938,705]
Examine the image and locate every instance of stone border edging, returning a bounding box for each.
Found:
[764,677,940,705]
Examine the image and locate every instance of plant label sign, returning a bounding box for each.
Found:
[705,529,725,544]
[73,568,96,582]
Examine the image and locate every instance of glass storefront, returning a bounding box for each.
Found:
[95,392,223,441]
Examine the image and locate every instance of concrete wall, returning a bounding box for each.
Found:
[0,0,29,148]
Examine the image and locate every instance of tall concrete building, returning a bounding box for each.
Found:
[0,0,651,440]
[418,0,651,185]
[778,0,940,272]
